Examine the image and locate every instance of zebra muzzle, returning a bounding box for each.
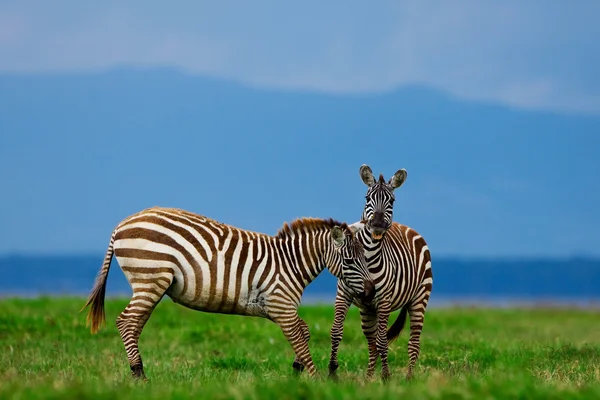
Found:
[361,280,376,303]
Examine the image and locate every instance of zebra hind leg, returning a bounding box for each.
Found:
[292,319,310,374]
[406,293,431,380]
[116,277,172,380]
[274,312,316,376]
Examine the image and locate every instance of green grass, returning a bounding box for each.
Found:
[1,297,599,399]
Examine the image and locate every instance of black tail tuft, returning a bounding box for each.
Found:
[80,231,115,334]
[386,304,409,344]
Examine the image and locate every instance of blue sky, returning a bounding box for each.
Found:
[1,1,598,115]
[0,2,599,257]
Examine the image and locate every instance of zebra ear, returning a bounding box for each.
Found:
[348,221,364,234]
[389,169,407,190]
[359,164,375,187]
[331,226,345,247]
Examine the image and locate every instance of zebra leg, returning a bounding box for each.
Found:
[116,279,171,379]
[359,309,378,380]
[274,312,316,376]
[292,319,310,373]
[328,292,352,379]
[406,293,431,380]
[375,304,392,382]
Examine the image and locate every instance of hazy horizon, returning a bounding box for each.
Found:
[2,68,599,258]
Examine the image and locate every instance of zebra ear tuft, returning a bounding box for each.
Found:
[331,226,345,246]
[359,165,375,187]
[389,169,407,190]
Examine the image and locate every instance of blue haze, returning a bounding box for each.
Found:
[1,69,598,258]
[1,69,599,302]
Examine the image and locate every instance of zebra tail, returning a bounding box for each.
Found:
[80,230,116,334]
[386,304,409,344]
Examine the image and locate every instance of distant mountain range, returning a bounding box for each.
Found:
[1,68,599,258]
[2,255,599,306]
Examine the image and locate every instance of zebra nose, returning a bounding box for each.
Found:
[371,212,386,229]
[362,280,375,303]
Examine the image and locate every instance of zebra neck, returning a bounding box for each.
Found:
[275,235,328,289]
[359,226,385,262]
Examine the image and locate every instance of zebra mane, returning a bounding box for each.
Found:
[275,218,349,239]
[378,174,386,184]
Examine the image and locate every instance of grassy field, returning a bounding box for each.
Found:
[1,297,599,399]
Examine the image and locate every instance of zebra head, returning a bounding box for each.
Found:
[359,164,407,241]
[331,225,375,303]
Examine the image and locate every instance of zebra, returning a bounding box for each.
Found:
[82,206,375,379]
[328,165,433,381]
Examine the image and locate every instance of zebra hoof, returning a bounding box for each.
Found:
[292,361,305,373]
[131,364,147,380]
[328,361,339,376]
[381,371,391,383]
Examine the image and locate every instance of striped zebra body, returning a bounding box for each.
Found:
[82,206,374,379]
[329,165,433,382]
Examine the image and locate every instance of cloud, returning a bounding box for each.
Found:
[0,0,598,114]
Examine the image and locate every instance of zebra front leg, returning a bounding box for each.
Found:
[328,291,352,379]
[375,303,392,382]
[275,312,316,376]
[406,294,430,380]
[292,319,310,374]
[359,309,378,380]
[116,279,171,380]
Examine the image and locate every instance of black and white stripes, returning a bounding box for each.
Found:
[329,165,433,381]
[83,207,374,379]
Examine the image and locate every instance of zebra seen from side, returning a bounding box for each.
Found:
[82,206,375,379]
[328,165,433,381]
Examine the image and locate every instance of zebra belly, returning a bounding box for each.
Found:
[114,240,271,318]
[164,261,270,318]
[167,285,270,318]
